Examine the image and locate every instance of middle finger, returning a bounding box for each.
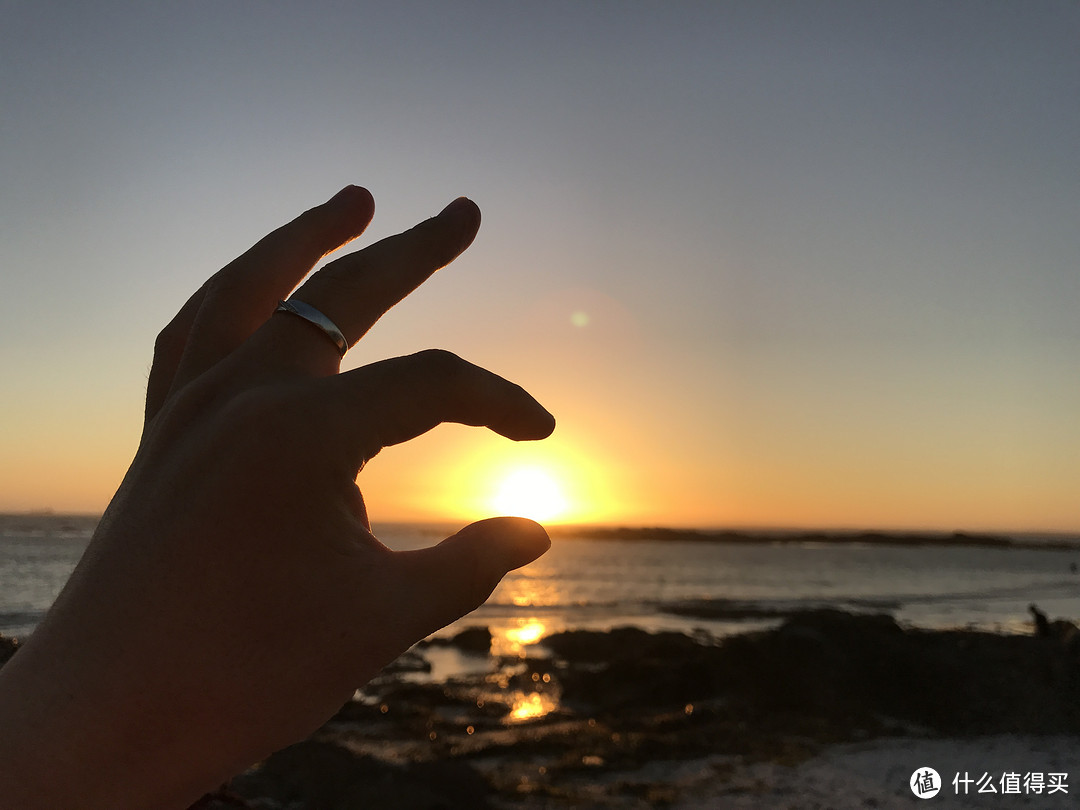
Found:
[168,185,375,394]
[260,197,481,374]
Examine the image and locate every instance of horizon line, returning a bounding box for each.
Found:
[3,511,1077,539]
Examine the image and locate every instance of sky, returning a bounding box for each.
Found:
[1,1,1078,532]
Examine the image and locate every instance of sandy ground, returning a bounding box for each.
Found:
[674,735,1079,809]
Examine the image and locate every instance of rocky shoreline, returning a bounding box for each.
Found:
[5,610,1078,808]
[166,609,1080,808]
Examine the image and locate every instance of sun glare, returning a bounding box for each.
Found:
[434,430,620,525]
[491,467,568,522]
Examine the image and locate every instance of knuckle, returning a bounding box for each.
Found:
[317,255,376,297]
[152,321,187,366]
[416,348,464,377]
[304,256,385,322]
[145,369,226,448]
[192,266,262,330]
[221,386,293,434]
[201,267,244,309]
[168,385,291,466]
[209,386,311,480]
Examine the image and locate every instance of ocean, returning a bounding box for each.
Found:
[2,515,1079,657]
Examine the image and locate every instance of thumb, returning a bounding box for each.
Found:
[390,517,550,640]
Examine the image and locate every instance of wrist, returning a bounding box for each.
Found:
[0,613,228,810]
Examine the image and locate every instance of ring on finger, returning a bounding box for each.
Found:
[274,299,349,357]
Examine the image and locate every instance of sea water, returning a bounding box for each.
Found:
[2,515,1078,651]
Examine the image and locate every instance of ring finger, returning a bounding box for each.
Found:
[259,197,481,376]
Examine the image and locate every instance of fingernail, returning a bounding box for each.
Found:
[331,184,373,207]
[465,517,551,570]
[504,519,552,567]
[439,196,471,216]
[445,196,481,223]
[438,197,480,252]
[331,184,358,202]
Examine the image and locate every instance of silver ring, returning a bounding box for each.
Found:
[274,299,348,357]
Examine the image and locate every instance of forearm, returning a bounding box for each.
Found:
[0,632,133,808]
[0,610,233,810]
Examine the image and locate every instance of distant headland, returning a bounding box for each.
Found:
[548,525,1080,550]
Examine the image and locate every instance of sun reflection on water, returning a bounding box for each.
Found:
[487,618,561,722]
[508,691,557,722]
[497,618,548,656]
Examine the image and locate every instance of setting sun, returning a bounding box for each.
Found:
[394,426,624,526]
[491,468,568,523]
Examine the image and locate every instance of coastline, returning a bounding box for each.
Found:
[549,525,1080,551]
[4,513,1079,551]
[170,608,1080,808]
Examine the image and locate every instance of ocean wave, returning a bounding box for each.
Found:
[0,609,47,634]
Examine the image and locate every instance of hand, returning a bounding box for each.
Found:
[0,186,555,809]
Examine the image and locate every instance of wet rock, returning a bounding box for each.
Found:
[0,634,19,668]
[717,609,1080,736]
[421,626,492,654]
[545,611,1080,737]
[217,612,1080,808]
[1030,603,1079,646]
[542,626,704,664]
[542,627,724,714]
[450,626,492,654]
[231,739,492,809]
[382,648,432,676]
[359,681,458,718]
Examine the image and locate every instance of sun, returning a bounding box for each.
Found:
[490,467,569,523]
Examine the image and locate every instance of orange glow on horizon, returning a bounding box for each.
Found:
[425,431,624,526]
[347,408,1080,535]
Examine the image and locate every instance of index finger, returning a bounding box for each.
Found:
[322,349,555,470]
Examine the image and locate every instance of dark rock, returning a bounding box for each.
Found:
[231,739,492,809]
[0,634,19,669]
[716,609,1080,736]
[543,626,704,664]
[545,611,1080,737]
[382,648,432,675]
[448,626,491,654]
[419,626,492,655]
[545,627,726,715]
[377,681,455,710]
[218,611,1080,808]
[1030,603,1079,645]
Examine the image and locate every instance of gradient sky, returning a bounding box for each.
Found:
[2,1,1078,531]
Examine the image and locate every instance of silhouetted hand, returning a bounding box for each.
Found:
[0,186,554,809]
